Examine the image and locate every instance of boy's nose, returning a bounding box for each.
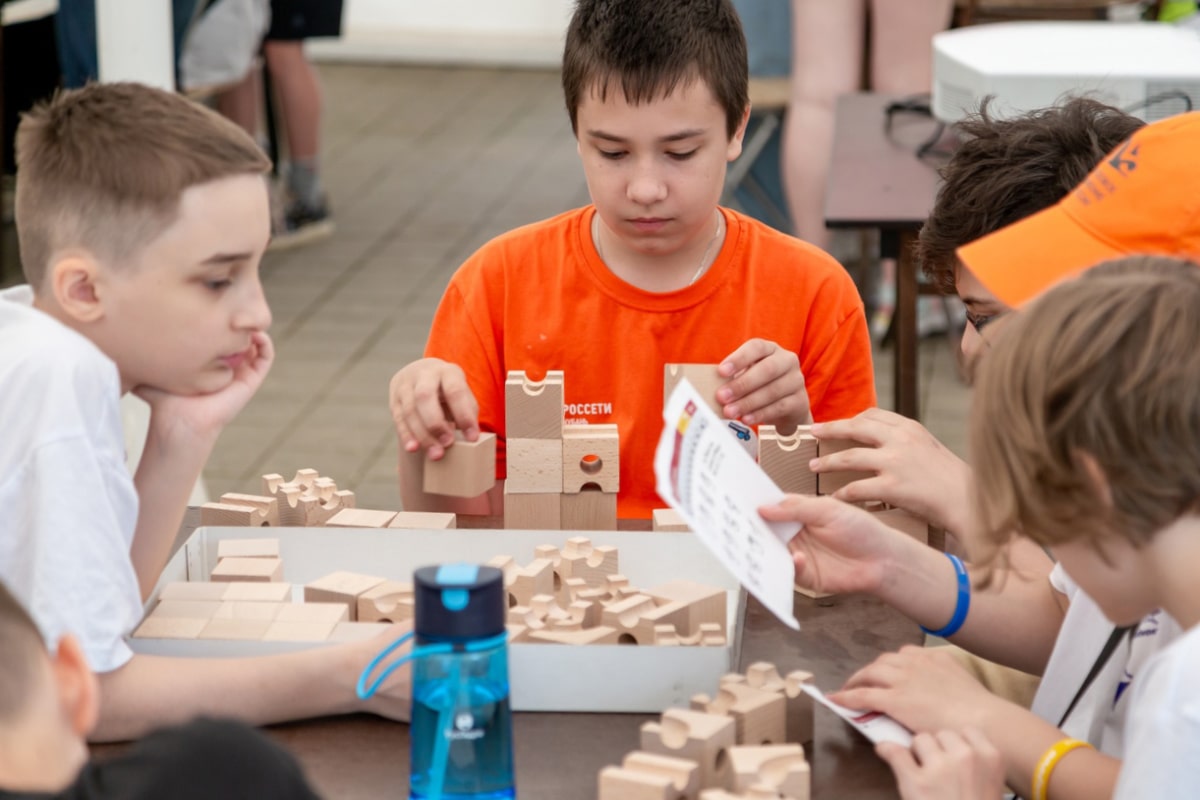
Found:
[235,279,273,331]
[627,169,667,206]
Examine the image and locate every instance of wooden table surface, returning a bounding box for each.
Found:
[97,513,921,799]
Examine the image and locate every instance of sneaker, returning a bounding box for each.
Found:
[269,198,335,251]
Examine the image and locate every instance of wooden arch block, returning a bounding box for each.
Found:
[757,426,817,496]
[505,370,565,439]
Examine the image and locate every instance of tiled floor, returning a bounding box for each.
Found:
[1,64,973,509]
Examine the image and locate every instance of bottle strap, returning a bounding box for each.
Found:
[356,630,509,701]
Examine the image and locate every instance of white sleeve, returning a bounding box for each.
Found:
[1048,561,1076,598]
[1114,646,1200,799]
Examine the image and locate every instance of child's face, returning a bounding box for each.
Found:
[98,174,272,395]
[1051,536,1155,627]
[956,261,1014,376]
[575,77,747,260]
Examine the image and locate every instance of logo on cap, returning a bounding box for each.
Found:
[1108,141,1140,175]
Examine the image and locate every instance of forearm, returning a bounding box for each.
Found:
[92,648,356,742]
[131,427,216,601]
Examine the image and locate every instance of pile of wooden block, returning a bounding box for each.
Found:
[493,537,728,647]
[598,662,816,800]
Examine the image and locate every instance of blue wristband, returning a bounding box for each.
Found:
[920,553,970,638]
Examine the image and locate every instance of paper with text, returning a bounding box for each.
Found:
[801,684,914,747]
[654,378,801,630]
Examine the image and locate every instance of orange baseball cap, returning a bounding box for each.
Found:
[957,110,1200,308]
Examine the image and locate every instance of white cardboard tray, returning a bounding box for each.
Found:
[129,526,747,713]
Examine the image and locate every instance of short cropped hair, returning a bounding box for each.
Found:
[15,82,271,288]
[918,98,1144,294]
[0,582,47,722]
[971,256,1200,556]
[562,0,749,139]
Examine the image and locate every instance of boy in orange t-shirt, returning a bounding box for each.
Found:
[389,0,875,519]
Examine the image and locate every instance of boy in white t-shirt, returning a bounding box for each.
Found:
[0,82,409,742]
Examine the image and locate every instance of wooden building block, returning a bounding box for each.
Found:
[728,745,810,798]
[221,582,293,602]
[558,537,620,585]
[210,557,283,583]
[871,506,930,545]
[218,493,281,526]
[388,511,457,529]
[561,489,617,531]
[692,684,787,746]
[601,595,690,646]
[652,508,691,532]
[212,601,286,621]
[503,488,561,530]
[742,664,815,746]
[262,620,338,642]
[641,708,736,789]
[506,437,564,493]
[276,602,350,624]
[656,622,727,647]
[148,600,222,619]
[326,508,399,528]
[261,471,356,526]
[647,580,728,637]
[157,582,229,602]
[132,617,207,639]
[197,618,272,640]
[664,364,725,416]
[505,370,565,439]
[305,571,387,621]
[757,426,817,496]
[504,558,555,607]
[562,424,619,494]
[328,621,391,643]
[528,626,620,645]
[423,431,497,497]
[793,584,835,604]
[357,581,415,623]
[216,538,280,560]
[200,502,273,527]
[262,469,320,495]
[814,437,872,496]
[598,751,702,800]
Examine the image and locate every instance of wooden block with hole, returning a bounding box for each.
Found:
[199,502,274,527]
[652,508,691,532]
[304,571,387,621]
[814,437,872,496]
[741,664,815,746]
[222,582,292,602]
[132,617,207,639]
[505,369,565,439]
[641,708,736,789]
[601,595,690,646]
[692,683,786,746]
[506,437,564,493]
[388,511,457,529]
[218,493,280,526]
[423,432,497,497]
[871,506,930,545]
[560,487,618,530]
[562,423,619,494]
[325,508,398,528]
[157,582,229,602]
[503,487,560,530]
[528,626,620,645]
[647,580,727,637]
[653,622,726,647]
[210,556,283,583]
[597,751,702,800]
[216,538,280,560]
[198,617,273,640]
[728,745,810,798]
[664,364,725,417]
[757,426,817,495]
[357,581,415,623]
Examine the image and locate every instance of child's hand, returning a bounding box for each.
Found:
[810,409,973,535]
[758,494,902,596]
[877,729,1006,800]
[390,358,480,460]
[718,338,811,430]
[135,331,274,443]
[831,645,1002,735]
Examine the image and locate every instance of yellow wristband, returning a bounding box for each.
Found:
[1031,738,1093,800]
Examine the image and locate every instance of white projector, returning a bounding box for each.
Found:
[932,21,1200,123]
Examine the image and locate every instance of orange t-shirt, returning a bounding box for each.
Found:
[425,206,876,518]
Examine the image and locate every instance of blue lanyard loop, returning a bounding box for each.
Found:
[356,630,509,700]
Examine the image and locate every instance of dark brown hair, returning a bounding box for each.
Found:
[0,582,47,721]
[562,0,749,139]
[918,97,1144,294]
[15,82,271,287]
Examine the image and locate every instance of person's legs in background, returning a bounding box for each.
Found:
[53,0,98,88]
[264,40,328,223]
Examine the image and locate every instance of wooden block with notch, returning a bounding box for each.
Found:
[326,508,399,528]
[503,487,560,530]
[424,431,497,497]
[664,363,725,416]
[216,538,280,560]
[692,683,786,746]
[814,437,872,496]
[597,751,702,800]
[304,571,387,621]
[741,663,815,747]
[561,488,617,531]
[646,580,727,637]
[218,493,280,526]
[388,511,457,529]
[652,508,691,532]
[560,536,619,584]
[506,438,564,493]
[600,595,690,646]
[727,744,810,798]
[504,558,555,606]
[641,708,736,789]
[199,502,273,527]
[357,581,415,623]
[757,425,817,495]
[210,557,283,583]
[562,423,619,494]
[505,369,565,439]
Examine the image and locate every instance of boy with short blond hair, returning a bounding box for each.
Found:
[390,0,876,519]
[1,82,408,742]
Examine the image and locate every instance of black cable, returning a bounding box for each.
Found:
[1123,89,1194,116]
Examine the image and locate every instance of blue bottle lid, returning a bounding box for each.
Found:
[414,564,506,642]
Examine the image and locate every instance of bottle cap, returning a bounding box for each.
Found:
[414,564,506,642]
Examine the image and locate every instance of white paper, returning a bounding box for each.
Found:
[654,378,802,630]
[800,684,914,748]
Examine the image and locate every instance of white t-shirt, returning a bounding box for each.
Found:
[1115,623,1200,798]
[0,285,142,672]
[1030,563,1181,755]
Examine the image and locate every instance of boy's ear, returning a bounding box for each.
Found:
[51,635,100,738]
[725,105,752,162]
[48,252,107,324]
